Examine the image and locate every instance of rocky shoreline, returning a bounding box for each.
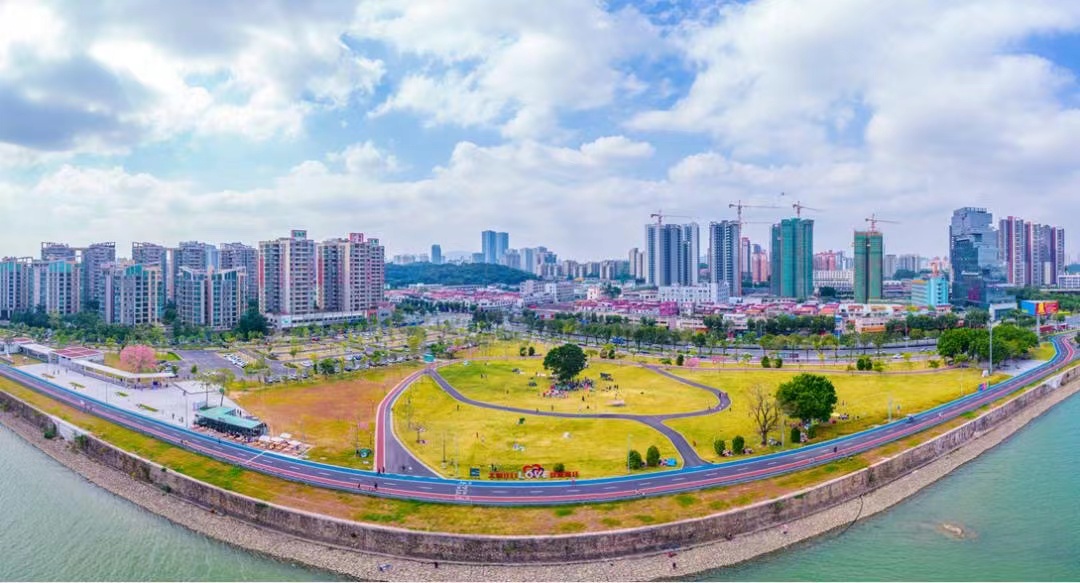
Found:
[2,376,1078,581]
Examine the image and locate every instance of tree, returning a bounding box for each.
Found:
[713,438,726,456]
[234,300,269,340]
[627,449,644,470]
[748,384,781,446]
[732,435,745,454]
[761,355,771,368]
[318,358,337,375]
[543,343,587,383]
[120,344,157,373]
[928,359,941,369]
[772,357,783,369]
[776,373,838,424]
[675,354,685,366]
[527,346,536,356]
[790,426,801,445]
[646,445,661,467]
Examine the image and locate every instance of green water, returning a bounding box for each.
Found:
[2,393,1078,581]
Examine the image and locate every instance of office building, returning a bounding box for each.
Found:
[0,257,32,319]
[949,207,1003,306]
[259,230,317,315]
[740,237,752,283]
[102,263,163,326]
[854,230,884,303]
[911,274,950,308]
[431,244,443,265]
[751,247,770,284]
[176,267,247,330]
[316,233,385,314]
[646,222,699,287]
[30,259,81,316]
[219,242,259,305]
[770,218,814,299]
[80,242,116,311]
[707,221,742,296]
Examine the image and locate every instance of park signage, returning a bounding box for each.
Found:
[522,464,546,479]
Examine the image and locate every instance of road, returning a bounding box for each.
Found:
[1,334,1075,506]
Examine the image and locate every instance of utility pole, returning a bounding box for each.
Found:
[888,396,893,423]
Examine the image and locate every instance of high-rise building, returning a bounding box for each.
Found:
[176,267,247,330]
[176,241,218,272]
[0,257,32,319]
[132,242,175,302]
[751,247,770,284]
[740,237,752,283]
[316,233,385,314]
[628,247,645,280]
[259,230,317,315]
[502,249,522,270]
[813,251,838,271]
[853,230,884,303]
[999,217,1066,288]
[770,218,814,299]
[883,254,897,279]
[30,259,81,316]
[645,222,699,287]
[897,254,922,274]
[79,242,116,311]
[431,244,443,265]
[708,221,742,296]
[102,263,163,326]
[219,242,259,306]
[40,242,76,262]
[481,230,497,264]
[496,232,509,264]
[949,207,1004,306]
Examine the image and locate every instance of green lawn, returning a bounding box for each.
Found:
[665,368,1010,462]
[1031,342,1056,361]
[394,376,682,479]
[437,360,720,415]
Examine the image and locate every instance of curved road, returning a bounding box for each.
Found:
[0,334,1075,506]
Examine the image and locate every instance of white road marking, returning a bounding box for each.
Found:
[603,486,617,490]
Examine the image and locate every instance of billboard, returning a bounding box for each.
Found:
[1021,300,1059,316]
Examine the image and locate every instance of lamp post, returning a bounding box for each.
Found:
[988,319,1000,376]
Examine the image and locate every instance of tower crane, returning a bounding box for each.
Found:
[791,200,821,218]
[865,214,901,232]
[649,210,696,227]
[728,200,780,224]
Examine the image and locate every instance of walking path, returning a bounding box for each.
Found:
[424,365,731,468]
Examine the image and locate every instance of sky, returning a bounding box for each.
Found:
[2,0,1080,263]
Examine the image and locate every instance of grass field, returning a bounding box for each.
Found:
[393,376,682,478]
[1031,342,1056,361]
[437,360,720,415]
[664,367,1010,462]
[230,363,423,468]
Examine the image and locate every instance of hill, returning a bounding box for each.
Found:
[385,262,538,287]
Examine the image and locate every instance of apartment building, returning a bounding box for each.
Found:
[102,263,164,326]
[176,266,247,330]
[259,230,317,315]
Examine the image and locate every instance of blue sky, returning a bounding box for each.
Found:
[1,0,1080,263]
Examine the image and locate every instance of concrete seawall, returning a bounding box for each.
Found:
[1,362,1078,579]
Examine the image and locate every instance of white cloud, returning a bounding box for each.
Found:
[358,0,662,139]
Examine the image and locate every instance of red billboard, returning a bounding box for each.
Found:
[1021,300,1059,316]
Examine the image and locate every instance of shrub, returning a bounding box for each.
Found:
[928,359,941,369]
[74,434,89,450]
[43,425,57,440]
[872,360,885,373]
[660,358,672,365]
[553,462,565,473]
[732,435,745,453]
[519,346,527,356]
[713,438,726,456]
[761,355,771,368]
[790,426,800,445]
[627,449,644,470]
[646,445,661,467]
[807,424,817,438]
[675,354,685,366]
[772,357,783,368]
[528,346,536,356]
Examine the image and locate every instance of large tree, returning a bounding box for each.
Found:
[776,373,838,424]
[748,384,782,446]
[119,344,157,373]
[543,343,587,383]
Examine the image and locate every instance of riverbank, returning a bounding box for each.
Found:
[1,372,1077,581]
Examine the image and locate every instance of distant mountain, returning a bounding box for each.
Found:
[386,262,538,287]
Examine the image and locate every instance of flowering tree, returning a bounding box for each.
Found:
[686,357,700,368]
[120,345,157,373]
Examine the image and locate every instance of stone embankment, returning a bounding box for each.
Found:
[1,362,1078,581]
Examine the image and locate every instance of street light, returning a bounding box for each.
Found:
[988,319,1001,376]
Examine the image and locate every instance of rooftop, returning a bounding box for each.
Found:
[195,406,264,430]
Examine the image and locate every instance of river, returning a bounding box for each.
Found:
[2,393,1077,581]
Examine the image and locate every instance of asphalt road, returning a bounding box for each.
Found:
[1,334,1075,506]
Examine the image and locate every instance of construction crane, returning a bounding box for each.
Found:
[649,210,696,227]
[791,200,821,218]
[728,200,780,224]
[864,213,901,232]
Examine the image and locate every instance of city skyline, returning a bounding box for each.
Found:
[3,1,1080,259]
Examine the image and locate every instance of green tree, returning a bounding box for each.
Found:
[713,438,726,456]
[542,343,587,383]
[772,357,783,369]
[234,300,269,340]
[732,435,745,454]
[627,449,644,470]
[776,373,838,423]
[790,426,801,445]
[646,445,661,467]
[527,345,536,356]
[675,354,685,366]
[761,355,771,368]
